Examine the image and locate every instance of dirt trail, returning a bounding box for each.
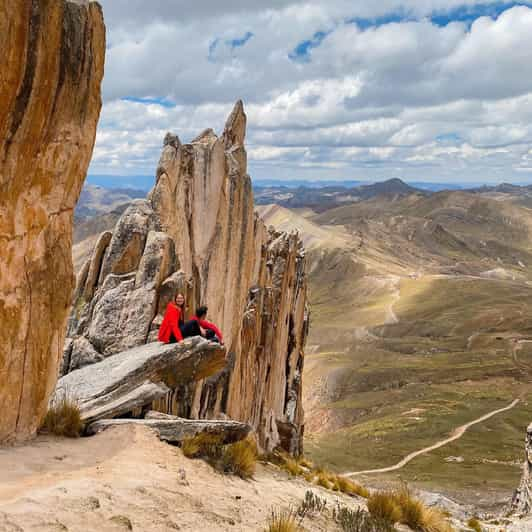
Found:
[344,398,520,477]
[384,276,400,325]
[511,339,532,376]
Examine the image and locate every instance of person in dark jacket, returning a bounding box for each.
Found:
[158,292,185,343]
[181,305,224,344]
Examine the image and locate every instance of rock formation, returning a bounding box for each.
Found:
[0,0,105,443]
[65,101,309,453]
[55,338,226,424]
[87,411,252,445]
[511,423,532,515]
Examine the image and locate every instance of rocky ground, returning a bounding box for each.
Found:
[0,425,364,532]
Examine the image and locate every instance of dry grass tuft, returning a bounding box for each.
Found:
[394,485,425,529]
[297,456,314,469]
[282,457,304,476]
[264,508,300,532]
[367,486,455,532]
[422,507,455,532]
[315,470,333,490]
[221,437,258,479]
[40,394,83,438]
[367,491,402,524]
[334,475,370,498]
[467,517,483,532]
[182,433,257,479]
[181,432,224,459]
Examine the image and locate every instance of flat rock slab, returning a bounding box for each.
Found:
[87,412,252,444]
[53,338,226,424]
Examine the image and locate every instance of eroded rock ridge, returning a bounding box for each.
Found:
[0,0,105,443]
[65,102,308,453]
[511,423,532,515]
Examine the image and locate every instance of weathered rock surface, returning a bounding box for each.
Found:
[66,101,308,453]
[0,0,105,443]
[54,338,226,424]
[511,423,532,515]
[87,411,251,444]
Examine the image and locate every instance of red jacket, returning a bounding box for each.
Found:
[158,303,183,343]
[191,316,223,342]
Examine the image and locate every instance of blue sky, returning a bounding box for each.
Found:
[91,0,532,187]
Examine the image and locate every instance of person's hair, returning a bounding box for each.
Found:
[195,305,208,319]
[174,292,186,309]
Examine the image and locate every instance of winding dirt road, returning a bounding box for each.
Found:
[344,398,520,477]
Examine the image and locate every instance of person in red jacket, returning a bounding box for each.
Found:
[158,292,185,343]
[180,305,224,345]
[194,306,224,345]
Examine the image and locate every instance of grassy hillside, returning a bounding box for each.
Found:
[260,191,532,509]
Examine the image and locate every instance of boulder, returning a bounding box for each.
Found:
[53,338,226,424]
[87,411,251,444]
[0,0,105,443]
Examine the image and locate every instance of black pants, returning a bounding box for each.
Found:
[180,319,201,339]
[172,321,221,343]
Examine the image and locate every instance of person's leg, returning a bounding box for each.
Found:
[181,320,201,338]
[205,329,220,343]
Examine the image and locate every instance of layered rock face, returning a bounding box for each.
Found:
[511,423,532,515]
[66,102,308,453]
[0,1,105,443]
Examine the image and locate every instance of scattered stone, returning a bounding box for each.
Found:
[109,515,133,530]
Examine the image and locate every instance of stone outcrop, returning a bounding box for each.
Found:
[511,423,532,515]
[87,411,252,444]
[55,338,226,424]
[65,102,309,453]
[0,0,105,443]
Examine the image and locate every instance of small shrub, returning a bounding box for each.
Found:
[335,476,370,498]
[297,490,327,518]
[467,517,483,532]
[333,505,394,532]
[366,492,402,524]
[264,508,300,532]
[40,394,83,438]
[221,437,257,479]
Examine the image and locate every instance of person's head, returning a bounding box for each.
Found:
[195,305,208,319]
[174,292,185,308]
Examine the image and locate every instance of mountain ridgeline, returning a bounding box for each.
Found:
[258,184,532,514]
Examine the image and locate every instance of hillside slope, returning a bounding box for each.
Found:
[262,190,532,511]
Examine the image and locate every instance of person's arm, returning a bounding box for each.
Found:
[198,319,223,342]
[169,305,183,341]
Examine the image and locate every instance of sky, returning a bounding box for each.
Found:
[89,0,532,188]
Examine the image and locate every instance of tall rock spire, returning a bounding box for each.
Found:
[0,0,105,442]
[66,101,309,453]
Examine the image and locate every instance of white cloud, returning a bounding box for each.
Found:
[89,2,532,184]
